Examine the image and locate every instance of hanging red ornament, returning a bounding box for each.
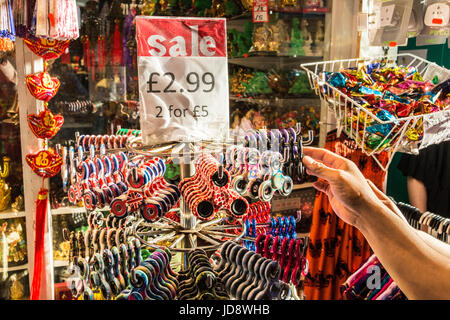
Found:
[24,37,71,61]
[26,72,60,102]
[25,149,63,178]
[97,35,105,73]
[27,109,64,140]
[111,21,123,66]
[82,35,93,76]
[30,188,49,300]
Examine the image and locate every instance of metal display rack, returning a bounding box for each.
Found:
[301,53,450,171]
[97,139,251,270]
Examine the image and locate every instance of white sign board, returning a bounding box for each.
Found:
[136,17,229,145]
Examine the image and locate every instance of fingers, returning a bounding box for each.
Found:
[303,147,349,169]
[303,155,340,181]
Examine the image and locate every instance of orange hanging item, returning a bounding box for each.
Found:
[304,130,389,300]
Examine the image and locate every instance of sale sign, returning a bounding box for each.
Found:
[136,17,230,145]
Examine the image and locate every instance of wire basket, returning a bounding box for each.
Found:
[301,53,450,171]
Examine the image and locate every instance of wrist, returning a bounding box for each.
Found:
[354,197,388,233]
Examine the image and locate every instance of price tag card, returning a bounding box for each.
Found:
[136,17,229,145]
[253,0,269,23]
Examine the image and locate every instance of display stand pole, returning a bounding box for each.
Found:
[15,39,55,300]
[178,157,195,271]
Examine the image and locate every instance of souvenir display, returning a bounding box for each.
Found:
[0,218,27,267]
[4,0,450,304]
[230,68,313,97]
[18,14,77,299]
[0,156,11,211]
[11,195,24,212]
[289,18,304,56]
[227,21,253,57]
[0,270,29,300]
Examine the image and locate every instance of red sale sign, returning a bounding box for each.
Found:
[136,17,229,145]
[137,18,227,57]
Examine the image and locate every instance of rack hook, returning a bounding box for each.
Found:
[302,130,315,146]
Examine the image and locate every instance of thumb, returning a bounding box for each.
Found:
[313,180,332,196]
[303,155,340,182]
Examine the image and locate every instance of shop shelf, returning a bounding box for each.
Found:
[0,210,26,220]
[51,206,86,216]
[293,182,314,190]
[228,55,323,70]
[51,205,110,216]
[53,260,69,268]
[230,95,320,106]
[0,263,28,273]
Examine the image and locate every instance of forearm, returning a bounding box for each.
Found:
[406,177,427,213]
[357,199,450,300]
[416,230,450,259]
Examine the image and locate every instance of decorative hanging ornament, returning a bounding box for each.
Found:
[30,188,49,300]
[26,71,60,102]
[25,149,63,178]
[27,109,64,139]
[24,37,70,60]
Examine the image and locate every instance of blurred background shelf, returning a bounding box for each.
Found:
[51,205,110,216]
[228,55,323,70]
[230,95,321,106]
[51,206,86,216]
[293,182,314,190]
[0,211,26,220]
[53,260,69,268]
[0,264,28,273]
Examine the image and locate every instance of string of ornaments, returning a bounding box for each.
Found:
[6,0,80,300]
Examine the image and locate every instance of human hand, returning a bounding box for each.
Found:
[302,147,383,228]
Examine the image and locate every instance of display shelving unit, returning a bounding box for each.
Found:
[2,0,366,300]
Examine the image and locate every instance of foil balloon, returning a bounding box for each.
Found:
[27,109,64,139]
[25,149,63,178]
[26,72,60,102]
[24,37,70,61]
